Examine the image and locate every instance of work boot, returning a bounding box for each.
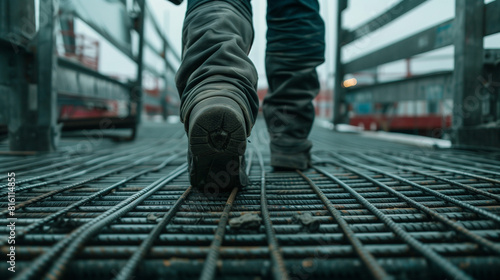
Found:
[188,96,248,190]
[264,0,325,170]
[176,0,258,189]
[269,138,313,170]
[264,55,319,170]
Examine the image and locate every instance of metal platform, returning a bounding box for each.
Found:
[1,120,500,280]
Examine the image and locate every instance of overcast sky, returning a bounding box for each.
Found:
[85,0,500,89]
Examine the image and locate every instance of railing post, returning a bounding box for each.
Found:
[9,0,59,151]
[162,40,169,120]
[452,0,487,147]
[135,0,146,125]
[333,0,347,125]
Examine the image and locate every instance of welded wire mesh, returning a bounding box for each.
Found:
[1,121,499,280]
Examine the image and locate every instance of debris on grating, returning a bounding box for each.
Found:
[147,213,161,223]
[229,213,262,230]
[293,212,320,232]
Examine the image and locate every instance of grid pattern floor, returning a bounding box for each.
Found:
[1,120,499,280]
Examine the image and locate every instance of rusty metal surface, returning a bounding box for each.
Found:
[0,120,499,279]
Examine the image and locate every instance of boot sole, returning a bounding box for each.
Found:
[188,98,248,191]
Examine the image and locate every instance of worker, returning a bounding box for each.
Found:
[172,0,325,192]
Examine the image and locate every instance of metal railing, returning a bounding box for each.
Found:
[334,0,500,148]
[0,0,181,151]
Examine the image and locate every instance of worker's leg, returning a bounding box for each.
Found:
[176,0,258,191]
[264,0,325,170]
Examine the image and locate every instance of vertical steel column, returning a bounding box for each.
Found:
[333,0,347,125]
[36,0,59,150]
[161,40,169,120]
[452,0,484,142]
[134,0,146,125]
[7,49,32,151]
[9,0,59,151]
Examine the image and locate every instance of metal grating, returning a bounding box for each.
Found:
[1,120,500,280]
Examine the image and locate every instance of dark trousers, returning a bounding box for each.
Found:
[177,0,325,154]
